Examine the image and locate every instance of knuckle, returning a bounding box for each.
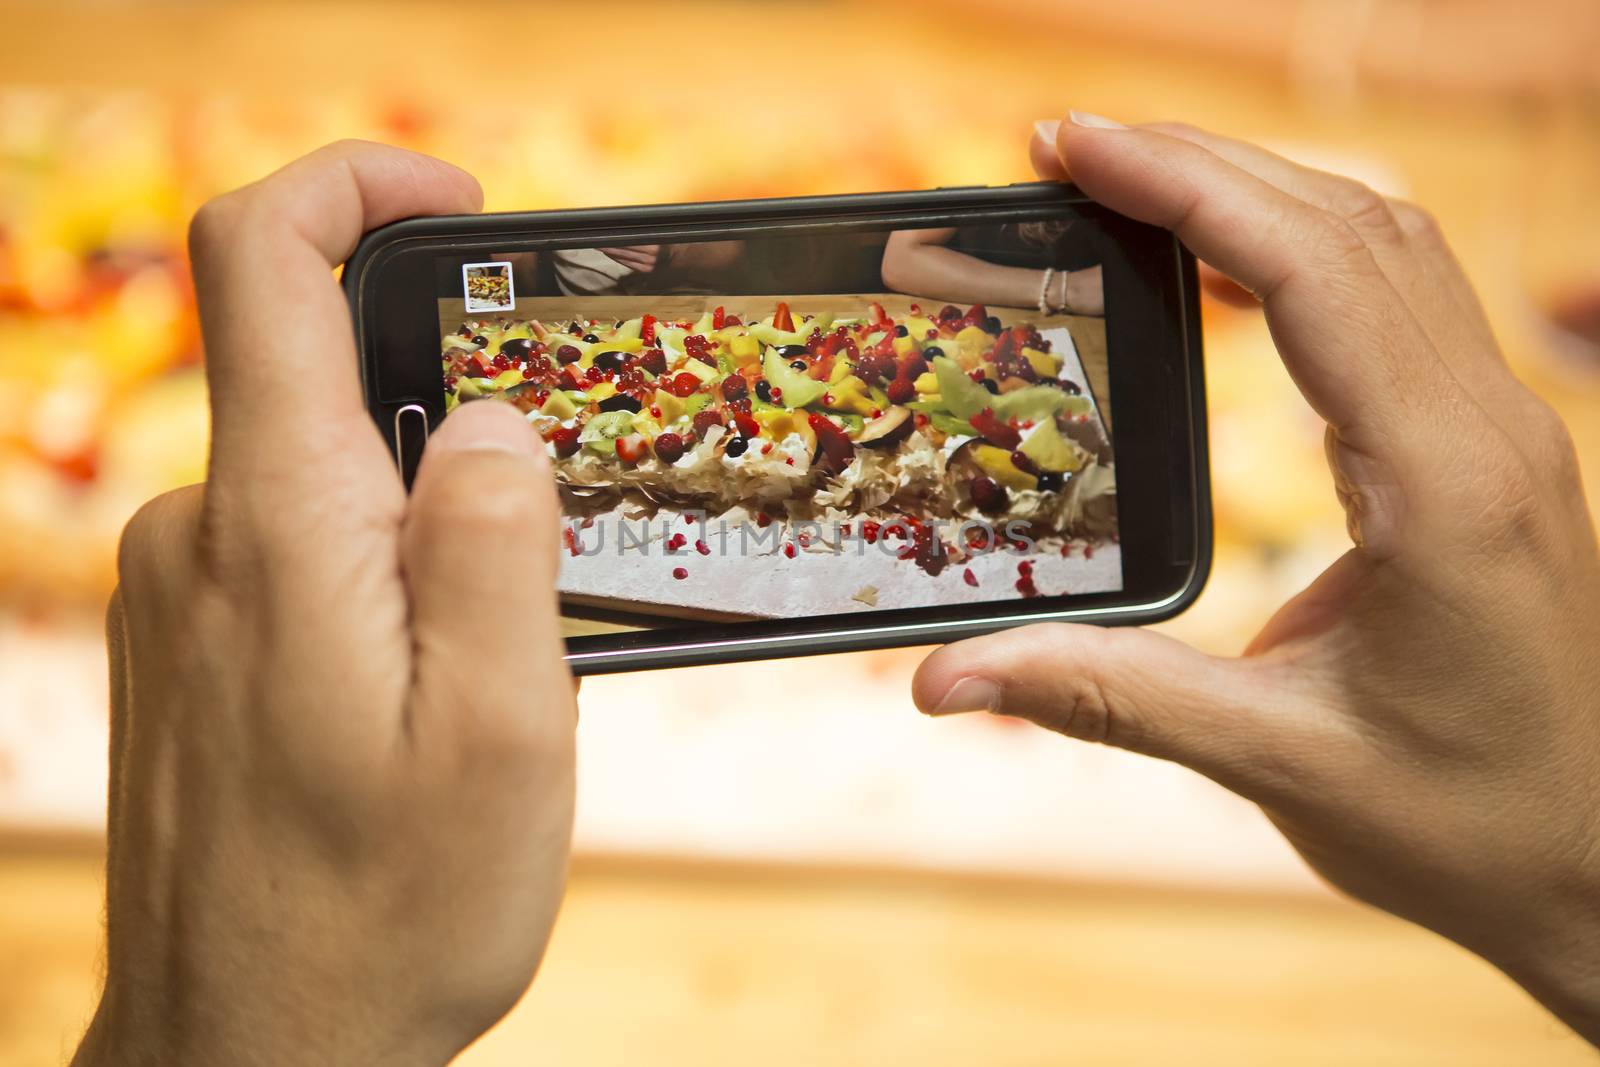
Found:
[117,487,200,588]
[186,192,247,264]
[1326,179,1401,242]
[1030,626,1140,749]
[1304,209,1372,269]
[1527,394,1581,484]
[1388,198,1444,245]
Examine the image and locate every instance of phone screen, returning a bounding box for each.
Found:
[429,218,1119,638]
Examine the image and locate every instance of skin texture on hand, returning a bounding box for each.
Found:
[73,141,577,1067]
[916,114,1600,1046]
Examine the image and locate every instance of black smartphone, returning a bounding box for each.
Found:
[344,181,1208,675]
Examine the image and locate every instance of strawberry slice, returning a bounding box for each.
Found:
[773,301,794,332]
[868,301,889,327]
[962,303,988,328]
[712,305,726,330]
[640,314,656,345]
[969,407,1021,449]
[807,411,856,469]
[733,411,761,439]
[615,434,648,465]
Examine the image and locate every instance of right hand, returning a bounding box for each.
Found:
[915,114,1600,1044]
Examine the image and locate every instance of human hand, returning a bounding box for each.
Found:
[916,113,1600,1043]
[597,244,664,272]
[74,142,576,1067]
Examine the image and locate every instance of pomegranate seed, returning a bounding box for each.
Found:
[672,566,688,580]
[783,542,797,559]
[695,539,710,556]
[667,533,687,551]
[963,568,979,587]
[756,512,772,527]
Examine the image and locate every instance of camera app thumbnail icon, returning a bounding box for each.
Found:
[463,261,515,313]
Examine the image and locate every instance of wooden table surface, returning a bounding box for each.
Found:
[3,845,1589,1067]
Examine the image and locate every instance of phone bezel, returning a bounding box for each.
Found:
[344,182,1210,675]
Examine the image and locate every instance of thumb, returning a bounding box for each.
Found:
[913,623,1311,802]
[401,401,574,751]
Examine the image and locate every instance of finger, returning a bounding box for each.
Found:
[1200,262,1261,308]
[913,623,1324,805]
[189,140,483,491]
[1052,117,1452,423]
[402,400,575,760]
[1037,125,1255,314]
[1142,123,1507,374]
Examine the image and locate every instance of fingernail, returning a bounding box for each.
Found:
[926,676,1002,717]
[1033,118,1061,144]
[1069,110,1126,130]
[431,401,540,456]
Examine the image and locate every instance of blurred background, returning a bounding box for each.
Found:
[3,0,1599,1062]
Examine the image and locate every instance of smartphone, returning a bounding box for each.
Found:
[344,182,1208,675]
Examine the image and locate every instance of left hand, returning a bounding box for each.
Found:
[75,141,578,1067]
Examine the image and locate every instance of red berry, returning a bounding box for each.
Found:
[672,566,688,580]
[550,426,580,457]
[653,432,686,464]
[692,408,724,436]
[665,372,701,397]
[556,344,581,364]
[970,475,1006,513]
[885,377,915,405]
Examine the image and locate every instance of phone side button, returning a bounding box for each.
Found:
[393,403,430,485]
